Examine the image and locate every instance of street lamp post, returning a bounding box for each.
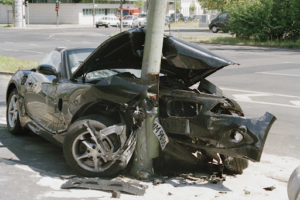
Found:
[120,0,123,32]
[93,0,95,26]
[130,0,168,179]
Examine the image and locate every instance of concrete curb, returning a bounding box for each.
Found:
[0,71,14,76]
[0,101,6,106]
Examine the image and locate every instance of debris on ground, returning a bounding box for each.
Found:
[61,178,148,196]
[263,186,276,191]
[153,178,165,186]
[168,192,173,195]
[219,191,227,194]
[59,175,77,180]
[112,190,120,198]
[245,190,251,194]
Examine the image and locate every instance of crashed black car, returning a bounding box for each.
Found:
[6,28,276,176]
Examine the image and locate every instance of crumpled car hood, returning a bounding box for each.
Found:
[71,28,238,86]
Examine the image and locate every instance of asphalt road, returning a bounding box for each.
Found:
[0,27,299,160]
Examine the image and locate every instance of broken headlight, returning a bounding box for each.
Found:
[167,101,202,117]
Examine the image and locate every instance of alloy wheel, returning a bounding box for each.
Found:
[8,94,18,128]
[72,131,115,172]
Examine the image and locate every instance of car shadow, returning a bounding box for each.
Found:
[0,123,232,193]
[0,125,79,178]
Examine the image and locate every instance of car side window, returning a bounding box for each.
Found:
[219,13,227,20]
[40,51,61,72]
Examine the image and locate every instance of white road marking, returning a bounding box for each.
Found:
[4,42,13,44]
[256,72,300,77]
[81,41,91,43]
[233,93,273,101]
[290,101,300,106]
[4,49,19,52]
[4,49,43,54]
[234,99,300,109]
[48,35,54,38]
[23,50,44,54]
[282,62,294,63]
[222,87,300,108]
[29,44,39,46]
[221,88,300,99]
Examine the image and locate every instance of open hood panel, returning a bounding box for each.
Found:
[71,28,238,85]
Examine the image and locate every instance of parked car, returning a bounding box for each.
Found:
[170,13,184,22]
[183,16,192,23]
[209,12,229,33]
[165,16,170,24]
[122,15,139,28]
[192,15,201,21]
[6,28,276,176]
[135,13,147,28]
[96,16,120,28]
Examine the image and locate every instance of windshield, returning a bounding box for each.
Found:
[67,49,95,74]
[139,14,146,18]
[84,69,142,82]
[124,15,132,20]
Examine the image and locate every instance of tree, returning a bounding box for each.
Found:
[197,0,250,12]
[227,0,300,41]
[0,0,15,25]
[175,0,181,12]
[133,0,144,10]
[189,0,196,14]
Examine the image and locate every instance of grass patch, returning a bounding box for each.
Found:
[179,36,300,48]
[0,25,13,28]
[0,56,39,72]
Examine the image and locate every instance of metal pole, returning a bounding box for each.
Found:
[21,0,23,27]
[130,0,167,179]
[7,10,9,26]
[14,0,22,27]
[93,0,95,26]
[27,2,29,28]
[120,0,123,32]
[56,10,58,27]
[174,0,176,24]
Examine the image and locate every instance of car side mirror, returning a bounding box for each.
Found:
[37,64,59,77]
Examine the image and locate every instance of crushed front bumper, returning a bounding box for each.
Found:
[163,112,276,162]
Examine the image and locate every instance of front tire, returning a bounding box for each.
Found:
[96,25,99,28]
[63,115,122,177]
[6,89,24,135]
[212,25,218,33]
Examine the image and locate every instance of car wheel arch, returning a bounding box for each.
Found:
[7,83,17,102]
[70,101,122,124]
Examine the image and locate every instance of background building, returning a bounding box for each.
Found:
[0,0,204,25]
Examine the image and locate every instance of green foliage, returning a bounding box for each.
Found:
[0,56,39,72]
[133,0,144,9]
[197,0,226,11]
[190,0,196,12]
[175,0,181,12]
[0,0,14,5]
[227,0,300,41]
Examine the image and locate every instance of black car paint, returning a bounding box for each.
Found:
[209,12,230,32]
[6,28,276,171]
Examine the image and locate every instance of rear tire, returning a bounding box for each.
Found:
[6,89,28,135]
[96,25,99,28]
[63,115,122,177]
